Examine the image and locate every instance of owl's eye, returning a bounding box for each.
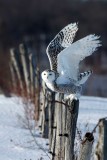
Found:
[44,73,46,75]
[49,73,52,76]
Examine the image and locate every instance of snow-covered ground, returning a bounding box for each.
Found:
[0,95,107,160]
[0,95,49,160]
[79,96,107,133]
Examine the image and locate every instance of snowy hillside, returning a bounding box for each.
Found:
[0,95,107,160]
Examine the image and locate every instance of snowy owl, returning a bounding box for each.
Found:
[41,22,101,99]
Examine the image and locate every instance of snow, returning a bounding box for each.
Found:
[0,95,49,160]
[79,96,107,128]
[0,95,107,160]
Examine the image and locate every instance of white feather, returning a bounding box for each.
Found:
[57,34,101,81]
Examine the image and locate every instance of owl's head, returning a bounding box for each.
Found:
[41,70,56,83]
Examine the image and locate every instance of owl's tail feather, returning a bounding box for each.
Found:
[78,70,93,85]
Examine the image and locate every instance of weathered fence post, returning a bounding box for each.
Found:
[28,52,40,120]
[54,93,63,160]
[50,99,57,160]
[65,99,79,160]
[79,132,94,160]
[49,96,79,160]
[34,67,41,120]
[38,90,44,130]
[9,62,17,92]
[29,53,34,98]
[41,82,49,138]
[95,119,107,160]
[48,92,55,151]
[19,44,30,97]
[10,48,24,95]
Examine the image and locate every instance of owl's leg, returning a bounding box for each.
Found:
[78,70,93,85]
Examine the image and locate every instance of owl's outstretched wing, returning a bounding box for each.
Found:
[57,34,101,81]
[46,23,78,71]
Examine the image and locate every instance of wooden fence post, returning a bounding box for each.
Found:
[19,44,30,97]
[29,53,34,98]
[9,62,17,92]
[10,48,24,95]
[65,99,79,160]
[38,91,44,130]
[50,96,57,160]
[55,93,64,160]
[79,132,94,160]
[95,119,107,160]
[48,92,55,151]
[49,96,79,160]
[34,67,41,120]
[41,82,49,138]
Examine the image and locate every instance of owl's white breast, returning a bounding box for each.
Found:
[46,82,55,92]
